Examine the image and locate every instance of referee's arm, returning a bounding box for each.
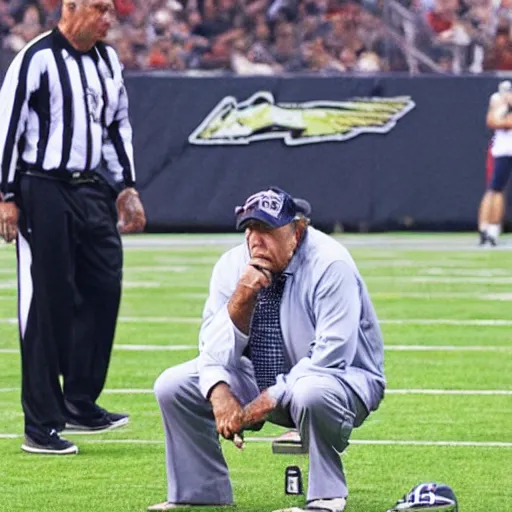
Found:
[102,49,136,192]
[0,51,41,201]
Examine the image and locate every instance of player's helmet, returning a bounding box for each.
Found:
[498,80,512,94]
[386,482,457,512]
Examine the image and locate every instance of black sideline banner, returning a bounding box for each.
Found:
[2,68,510,231]
[123,74,510,231]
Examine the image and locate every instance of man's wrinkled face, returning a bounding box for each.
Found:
[245,221,299,273]
[75,0,115,41]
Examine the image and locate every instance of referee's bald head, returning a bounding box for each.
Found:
[59,0,115,42]
[61,0,115,15]
[61,0,90,13]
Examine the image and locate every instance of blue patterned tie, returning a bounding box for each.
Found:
[248,273,287,391]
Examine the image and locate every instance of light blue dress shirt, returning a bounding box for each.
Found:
[197,227,386,414]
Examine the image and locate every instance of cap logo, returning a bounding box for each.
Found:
[243,190,284,219]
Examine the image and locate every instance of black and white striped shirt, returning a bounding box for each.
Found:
[0,28,136,198]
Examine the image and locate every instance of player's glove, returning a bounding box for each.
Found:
[386,483,457,512]
[116,188,146,234]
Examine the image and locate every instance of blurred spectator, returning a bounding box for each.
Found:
[0,1,15,39]
[484,23,512,69]
[116,38,140,70]
[426,0,459,34]
[39,0,60,28]
[4,3,42,53]
[339,47,358,69]
[270,22,304,71]
[115,0,136,18]
[356,50,382,70]
[301,37,346,72]
[247,15,276,65]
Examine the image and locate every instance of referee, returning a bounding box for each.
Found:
[0,0,146,455]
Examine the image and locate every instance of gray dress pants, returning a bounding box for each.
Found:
[154,358,368,504]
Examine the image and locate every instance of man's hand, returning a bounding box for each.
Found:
[116,188,146,234]
[242,390,277,428]
[0,202,19,243]
[239,257,273,292]
[209,383,244,440]
[227,258,273,334]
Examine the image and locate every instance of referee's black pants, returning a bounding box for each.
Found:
[17,173,122,436]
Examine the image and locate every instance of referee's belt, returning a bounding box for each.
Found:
[20,165,102,185]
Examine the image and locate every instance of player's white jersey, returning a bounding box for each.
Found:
[490,91,512,157]
[491,128,512,157]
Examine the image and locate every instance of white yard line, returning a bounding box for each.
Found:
[4,291,510,301]
[385,389,512,395]
[348,440,512,448]
[374,292,512,301]
[384,345,511,351]
[381,319,512,326]
[0,434,510,447]
[118,316,201,324]
[155,257,219,265]
[158,292,512,301]
[248,438,512,448]
[126,266,190,273]
[422,268,512,277]
[482,293,512,301]
[121,260,512,274]
[114,344,197,351]
[1,388,510,395]
[2,290,512,302]
[1,317,511,326]
[122,282,162,289]
[0,233,508,251]
[1,343,510,354]
[409,277,512,283]
[118,234,512,250]
[122,236,243,248]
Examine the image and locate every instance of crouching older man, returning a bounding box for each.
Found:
[149,187,386,512]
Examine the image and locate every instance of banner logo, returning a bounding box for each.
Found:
[189,91,415,146]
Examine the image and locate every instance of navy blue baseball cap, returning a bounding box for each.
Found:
[235,187,311,231]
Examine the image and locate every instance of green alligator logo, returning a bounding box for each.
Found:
[188,91,415,146]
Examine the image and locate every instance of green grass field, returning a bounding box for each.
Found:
[0,233,511,512]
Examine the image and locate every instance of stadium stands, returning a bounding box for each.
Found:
[0,0,511,73]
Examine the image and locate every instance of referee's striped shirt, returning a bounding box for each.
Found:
[0,28,136,198]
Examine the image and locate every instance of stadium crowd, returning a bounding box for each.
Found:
[1,0,512,73]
